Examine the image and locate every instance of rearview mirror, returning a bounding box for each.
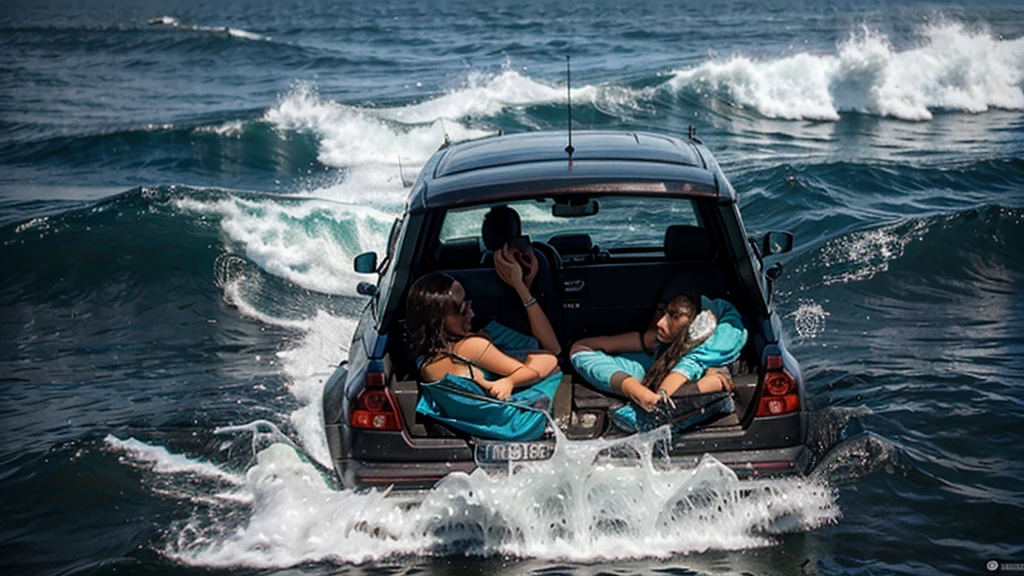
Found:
[353,252,378,274]
[762,231,794,257]
[552,197,599,218]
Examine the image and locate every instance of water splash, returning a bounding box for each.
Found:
[209,249,358,466]
[816,222,928,286]
[788,300,830,339]
[176,194,392,296]
[810,432,902,485]
[147,15,271,41]
[105,435,244,486]
[667,23,1024,121]
[109,427,839,568]
[275,311,358,467]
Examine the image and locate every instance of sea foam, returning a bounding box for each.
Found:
[264,82,490,205]
[148,15,270,41]
[109,432,838,567]
[255,23,1024,211]
[261,72,641,203]
[668,23,1024,121]
[105,435,244,486]
[274,311,358,467]
[175,195,393,296]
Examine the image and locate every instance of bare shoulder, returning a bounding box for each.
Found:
[452,335,492,360]
[420,356,454,382]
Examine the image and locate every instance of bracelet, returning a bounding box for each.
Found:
[522,297,537,308]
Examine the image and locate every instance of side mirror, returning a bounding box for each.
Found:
[356,281,377,296]
[353,252,378,274]
[762,231,794,257]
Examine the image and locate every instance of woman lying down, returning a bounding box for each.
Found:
[570,293,748,433]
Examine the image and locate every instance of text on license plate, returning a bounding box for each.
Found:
[476,441,554,463]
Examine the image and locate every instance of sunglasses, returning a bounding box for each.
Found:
[456,298,472,316]
[665,308,689,320]
[656,303,688,320]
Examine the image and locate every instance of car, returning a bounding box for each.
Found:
[322,129,806,490]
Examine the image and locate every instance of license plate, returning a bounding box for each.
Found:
[475,441,554,464]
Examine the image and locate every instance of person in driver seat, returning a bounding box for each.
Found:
[477,205,562,356]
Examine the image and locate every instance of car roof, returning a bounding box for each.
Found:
[412,130,733,210]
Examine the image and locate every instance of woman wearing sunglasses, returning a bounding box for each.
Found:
[407,246,560,401]
[570,292,747,432]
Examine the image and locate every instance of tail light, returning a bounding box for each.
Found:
[350,368,403,431]
[756,354,800,417]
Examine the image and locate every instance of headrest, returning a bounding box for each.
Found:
[664,225,712,261]
[548,233,593,254]
[435,237,483,268]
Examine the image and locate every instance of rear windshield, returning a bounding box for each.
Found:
[438,196,702,251]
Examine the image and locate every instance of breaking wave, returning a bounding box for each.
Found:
[667,23,1024,121]
[147,15,270,41]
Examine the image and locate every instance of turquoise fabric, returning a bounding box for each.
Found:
[415,320,557,441]
[571,297,747,394]
[672,296,748,382]
[482,319,538,362]
[570,350,652,394]
[415,371,562,441]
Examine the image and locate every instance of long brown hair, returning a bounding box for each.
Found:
[641,293,708,390]
[406,272,462,360]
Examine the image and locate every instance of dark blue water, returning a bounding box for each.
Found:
[2,0,1023,574]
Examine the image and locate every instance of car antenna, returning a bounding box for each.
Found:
[564,54,574,170]
[688,124,702,144]
[439,118,451,148]
[397,156,413,188]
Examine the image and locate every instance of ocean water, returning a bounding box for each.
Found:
[1,0,1023,574]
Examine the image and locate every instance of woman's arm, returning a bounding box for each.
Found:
[520,351,559,385]
[570,329,651,356]
[459,336,557,400]
[570,330,658,411]
[494,247,561,355]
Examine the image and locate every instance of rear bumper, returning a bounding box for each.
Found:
[336,440,809,490]
[330,408,809,490]
[338,458,478,490]
[663,444,810,479]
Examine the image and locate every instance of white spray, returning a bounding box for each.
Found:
[108,427,839,568]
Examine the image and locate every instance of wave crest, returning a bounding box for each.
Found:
[148,15,270,41]
[668,23,1024,121]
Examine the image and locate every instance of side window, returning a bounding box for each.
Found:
[380,217,402,273]
[374,216,406,321]
[438,207,491,242]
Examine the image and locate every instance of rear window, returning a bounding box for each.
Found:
[438,196,702,251]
